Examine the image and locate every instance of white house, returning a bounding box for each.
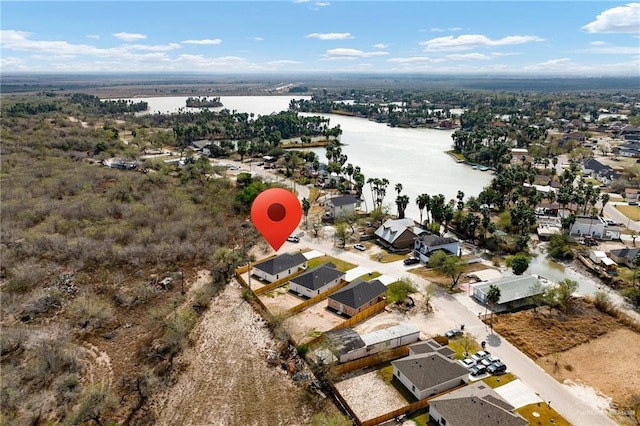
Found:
[570,216,605,239]
[472,274,551,312]
[392,352,469,400]
[319,323,420,364]
[252,252,307,283]
[324,195,359,219]
[289,263,345,298]
[590,250,607,264]
[413,233,460,264]
[375,218,427,250]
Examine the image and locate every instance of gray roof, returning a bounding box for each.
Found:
[430,397,527,426]
[416,233,459,247]
[409,339,455,359]
[253,252,307,276]
[290,263,345,290]
[430,385,527,426]
[322,327,365,356]
[328,278,387,310]
[328,195,359,207]
[610,247,640,261]
[191,139,213,150]
[374,218,425,244]
[360,323,420,346]
[473,274,545,304]
[392,352,469,391]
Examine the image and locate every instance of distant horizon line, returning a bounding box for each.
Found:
[2,71,639,79]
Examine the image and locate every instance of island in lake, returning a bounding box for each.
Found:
[186,96,223,108]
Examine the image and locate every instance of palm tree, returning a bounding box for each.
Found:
[302,198,311,228]
[396,195,410,219]
[416,193,431,225]
[600,193,610,216]
[486,284,501,332]
[395,183,403,196]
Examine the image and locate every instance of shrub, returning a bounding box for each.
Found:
[593,291,614,314]
[386,278,416,304]
[5,259,50,293]
[67,294,114,330]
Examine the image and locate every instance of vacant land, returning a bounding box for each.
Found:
[150,281,328,425]
[491,301,640,409]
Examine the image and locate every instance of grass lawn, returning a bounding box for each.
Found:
[582,177,602,186]
[480,372,517,388]
[307,255,356,272]
[616,205,640,221]
[370,252,407,263]
[354,271,382,281]
[516,402,572,426]
[308,187,321,203]
[407,408,430,426]
[448,336,481,360]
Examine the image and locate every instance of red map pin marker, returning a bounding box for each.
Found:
[251,188,302,252]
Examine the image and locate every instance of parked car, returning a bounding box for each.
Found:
[354,244,366,251]
[630,201,638,206]
[403,257,420,266]
[287,236,300,243]
[470,364,487,376]
[445,329,463,338]
[460,358,476,369]
[487,361,507,375]
[471,350,491,362]
[480,358,493,367]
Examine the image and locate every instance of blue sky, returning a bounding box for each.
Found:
[1,1,639,75]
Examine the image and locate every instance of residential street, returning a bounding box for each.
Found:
[280,229,618,426]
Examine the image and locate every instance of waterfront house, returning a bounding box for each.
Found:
[324,195,360,219]
[375,218,427,250]
[471,274,550,313]
[413,233,460,264]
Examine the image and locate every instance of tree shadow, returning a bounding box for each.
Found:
[485,332,502,348]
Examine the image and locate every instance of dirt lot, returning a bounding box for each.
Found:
[149,280,330,426]
[334,369,407,422]
[538,328,640,409]
[260,287,304,316]
[284,303,346,344]
[491,300,640,409]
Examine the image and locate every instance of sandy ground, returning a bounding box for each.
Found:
[284,302,346,344]
[260,288,303,315]
[335,369,407,422]
[150,280,323,426]
[538,328,640,409]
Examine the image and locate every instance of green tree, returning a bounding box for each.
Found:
[437,255,467,290]
[486,284,501,330]
[416,193,431,225]
[510,254,531,275]
[556,279,579,312]
[395,194,409,219]
[335,222,348,248]
[386,278,416,304]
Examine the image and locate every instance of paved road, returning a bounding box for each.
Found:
[285,230,618,426]
[604,202,640,233]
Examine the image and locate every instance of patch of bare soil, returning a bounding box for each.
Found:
[335,369,406,422]
[149,281,327,426]
[538,328,640,409]
[490,299,622,359]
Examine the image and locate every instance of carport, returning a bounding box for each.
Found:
[493,379,543,409]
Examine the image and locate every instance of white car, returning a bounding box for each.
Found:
[460,358,476,369]
[354,244,366,251]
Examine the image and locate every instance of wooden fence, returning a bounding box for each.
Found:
[287,279,350,315]
[254,269,305,295]
[359,382,467,426]
[333,345,409,376]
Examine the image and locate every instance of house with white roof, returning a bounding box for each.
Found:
[472,274,551,313]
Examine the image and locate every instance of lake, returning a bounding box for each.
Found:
[121,95,493,219]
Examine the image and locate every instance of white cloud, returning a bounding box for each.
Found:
[582,3,640,33]
[447,53,493,60]
[420,34,545,51]
[305,32,352,40]
[373,43,389,49]
[315,2,330,7]
[591,41,607,46]
[127,43,180,52]
[112,32,146,41]
[251,37,264,42]
[86,35,100,40]
[182,39,222,45]
[584,45,640,54]
[324,48,388,59]
[387,56,445,64]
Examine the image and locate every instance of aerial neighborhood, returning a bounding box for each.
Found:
[3,76,640,426]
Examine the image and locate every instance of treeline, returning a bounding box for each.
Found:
[185,96,222,108]
[69,93,148,114]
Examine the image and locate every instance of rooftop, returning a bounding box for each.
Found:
[328,278,387,310]
[290,262,345,291]
[361,323,420,346]
[253,252,307,276]
[473,274,547,304]
[391,352,469,392]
